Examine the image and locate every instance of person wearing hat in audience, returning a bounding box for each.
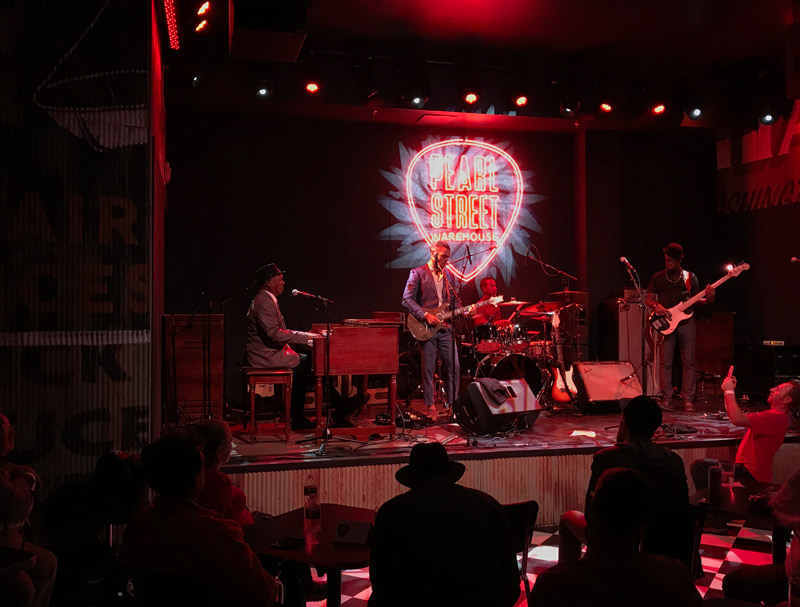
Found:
[368,442,519,607]
[245,263,321,430]
[646,242,714,412]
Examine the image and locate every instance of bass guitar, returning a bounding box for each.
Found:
[407,296,504,341]
[649,262,749,335]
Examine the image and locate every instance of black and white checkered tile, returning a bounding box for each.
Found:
[314,519,779,606]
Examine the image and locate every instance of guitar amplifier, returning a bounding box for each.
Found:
[573,361,643,413]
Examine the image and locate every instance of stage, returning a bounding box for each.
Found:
[223,393,800,526]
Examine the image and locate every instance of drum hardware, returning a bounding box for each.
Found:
[496,299,532,306]
[473,352,543,396]
[518,301,561,316]
[473,323,502,354]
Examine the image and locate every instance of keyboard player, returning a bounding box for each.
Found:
[244,263,321,430]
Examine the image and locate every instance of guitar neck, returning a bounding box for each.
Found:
[440,299,494,322]
[678,273,732,310]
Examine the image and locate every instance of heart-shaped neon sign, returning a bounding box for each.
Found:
[405,139,524,282]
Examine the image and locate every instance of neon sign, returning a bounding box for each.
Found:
[405,139,524,282]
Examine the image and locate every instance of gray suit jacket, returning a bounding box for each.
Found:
[244,290,312,369]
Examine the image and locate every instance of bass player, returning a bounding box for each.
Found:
[402,241,461,417]
[646,242,714,412]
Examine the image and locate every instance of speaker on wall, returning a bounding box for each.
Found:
[453,378,541,434]
[573,361,643,413]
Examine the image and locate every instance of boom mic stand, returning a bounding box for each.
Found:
[439,258,463,421]
[620,259,650,393]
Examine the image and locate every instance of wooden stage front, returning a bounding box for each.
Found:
[223,395,800,526]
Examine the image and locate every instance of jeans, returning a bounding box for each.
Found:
[558,510,588,563]
[659,318,697,403]
[419,330,460,406]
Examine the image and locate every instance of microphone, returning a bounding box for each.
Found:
[792,257,799,263]
[620,256,634,269]
[466,245,472,264]
[292,289,334,304]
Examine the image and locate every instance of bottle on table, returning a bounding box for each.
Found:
[303,474,321,545]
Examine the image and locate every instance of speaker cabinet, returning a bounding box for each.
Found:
[573,361,643,413]
[454,378,541,434]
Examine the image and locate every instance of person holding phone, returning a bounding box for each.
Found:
[690,372,800,490]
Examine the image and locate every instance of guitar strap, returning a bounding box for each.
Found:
[683,270,692,295]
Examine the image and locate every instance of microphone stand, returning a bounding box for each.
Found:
[620,260,649,393]
[439,260,462,419]
[316,298,333,455]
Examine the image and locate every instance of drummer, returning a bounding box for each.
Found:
[472,277,511,328]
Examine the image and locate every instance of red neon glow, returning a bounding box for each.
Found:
[464,92,478,104]
[306,82,320,93]
[514,96,528,107]
[163,0,180,50]
[405,140,524,282]
[600,102,613,113]
[198,2,210,15]
[652,104,666,115]
[195,19,208,32]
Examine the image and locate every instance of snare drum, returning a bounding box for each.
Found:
[503,324,530,353]
[528,340,554,361]
[475,353,543,394]
[473,323,501,354]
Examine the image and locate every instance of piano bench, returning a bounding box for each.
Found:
[242,368,293,444]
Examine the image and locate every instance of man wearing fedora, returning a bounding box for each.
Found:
[245,263,321,430]
[368,442,519,607]
[646,243,714,412]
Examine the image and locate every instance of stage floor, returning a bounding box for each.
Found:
[225,391,800,472]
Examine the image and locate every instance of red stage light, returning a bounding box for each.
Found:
[464,92,478,104]
[600,102,613,113]
[514,95,528,107]
[652,104,666,115]
[163,0,180,49]
[195,19,208,32]
[306,82,320,93]
[198,2,210,15]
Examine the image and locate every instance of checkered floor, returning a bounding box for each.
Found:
[311,518,781,606]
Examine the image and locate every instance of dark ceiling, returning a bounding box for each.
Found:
[166,0,795,129]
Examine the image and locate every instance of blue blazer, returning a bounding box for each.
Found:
[402,265,460,322]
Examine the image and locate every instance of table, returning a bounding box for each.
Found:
[0,545,36,574]
[244,503,375,607]
[691,481,790,563]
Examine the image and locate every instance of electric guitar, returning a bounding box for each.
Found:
[407,296,504,341]
[549,308,578,403]
[649,262,749,335]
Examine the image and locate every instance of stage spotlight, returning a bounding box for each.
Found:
[599,102,613,113]
[197,1,210,15]
[305,81,320,94]
[560,95,580,117]
[191,70,204,88]
[651,103,666,115]
[760,109,777,125]
[256,79,274,99]
[195,19,208,32]
[464,91,479,104]
[686,105,703,120]
[513,95,528,108]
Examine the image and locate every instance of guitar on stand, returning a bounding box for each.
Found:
[406,296,504,341]
[649,262,749,334]
[548,308,579,405]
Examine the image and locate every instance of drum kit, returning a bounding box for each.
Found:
[464,296,585,404]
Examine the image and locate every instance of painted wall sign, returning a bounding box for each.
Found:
[380,137,543,284]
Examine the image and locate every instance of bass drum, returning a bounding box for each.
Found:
[475,353,542,395]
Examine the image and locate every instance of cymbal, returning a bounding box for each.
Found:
[497,299,531,306]
[519,301,561,315]
[549,290,589,296]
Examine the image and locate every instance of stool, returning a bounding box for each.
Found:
[242,368,293,443]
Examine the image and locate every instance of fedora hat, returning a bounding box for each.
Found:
[255,263,284,285]
[662,242,684,260]
[395,442,465,488]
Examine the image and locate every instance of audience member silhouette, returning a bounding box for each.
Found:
[559,395,692,567]
[368,442,520,607]
[722,464,800,604]
[123,432,277,606]
[0,412,58,607]
[530,468,703,607]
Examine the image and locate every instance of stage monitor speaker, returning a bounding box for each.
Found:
[573,361,643,413]
[453,378,541,434]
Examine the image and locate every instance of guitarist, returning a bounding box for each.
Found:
[402,241,461,417]
[645,242,715,412]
